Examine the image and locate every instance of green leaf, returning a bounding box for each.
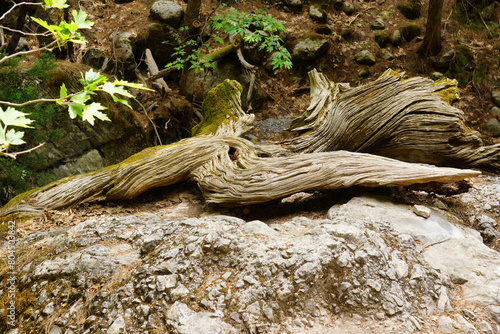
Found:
[5,128,26,146]
[0,107,34,128]
[60,83,68,99]
[68,103,84,119]
[70,91,89,105]
[82,103,109,125]
[44,0,70,9]
[72,10,94,29]
[83,69,105,85]
[102,83,132,108]
[31,17,54,33]
[113,80,154,91]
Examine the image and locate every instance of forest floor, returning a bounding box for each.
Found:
[76,0,500,143]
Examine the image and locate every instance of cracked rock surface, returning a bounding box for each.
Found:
[1,190,500,333]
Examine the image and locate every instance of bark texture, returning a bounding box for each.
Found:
[285,69,500,172]
[0,71,488,219]
[418,0,444,56]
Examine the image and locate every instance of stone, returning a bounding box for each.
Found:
[480,3,496,21]
[166,302,238,334]
[397,0,421,19]
[381,50,394,61]
[314,24,332,35]
[424,238,500,305]
[401,24,421,42]
[493,88,500,107]
[340,27,352,39]
[341,2,355,15]
[48,325,62,334]
[14,37,29,52]
[374,32,390,48]
[277,0,303,13]
[454,314,478,333]
[481,227,500,243]
[292,34,329,61]
[390,30,402,46]
[487,305,500,324]
[492,106,500,117]
[437,286,453,312]
[137,23,181,68]
[309,4,327,23]
[463,309,478,321]
[479,320,494,334]
[486,119,500,137]
[413,205,431,218]
[157,275,177,291]
[437,316,453,333]
[107,316,126,334]
[329,196,478,247]
[141,234,164,254]
[109,32,137,77]
[353,50,376,66]
[199,57,263,111]
[371,18,385,30]
[52,149,105,179]
[431,72,445,80]
[170,284,190,300]
[150,1,184,27]
[43,302,55,315]
[358,67,370,78]
[243,220,279,237]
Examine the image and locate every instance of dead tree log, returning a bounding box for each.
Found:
[285,69,500,172]
[0,76,483,219]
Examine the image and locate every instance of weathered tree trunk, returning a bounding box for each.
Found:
[1,71,491,219]
[418,0,444,56]
[285,69,500,172]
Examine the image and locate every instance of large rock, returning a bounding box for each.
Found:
[2,204,460,333]
[492,88,500,107]
[166,302,238,334]
[328,196,481,247]
[150,0,184,27]
[486,118,500,137]
[292,34,329,61]
[423,238,500,305]
[135,23,181,68]
[329,195,500,306]
[353,50,376,65]
[309,4,327,23]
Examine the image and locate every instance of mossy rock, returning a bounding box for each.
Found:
[400,24,421,42]
[292,33,329,61]
[315,24,332,35]
[438,45,476,86]
[375,32,390,48]
[135,23,181,68]
[397,0,421,19]
[192,80,243,136]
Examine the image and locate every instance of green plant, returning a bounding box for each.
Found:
[0,0,152,159]
[212,8,292,70]
[167,8,292,72]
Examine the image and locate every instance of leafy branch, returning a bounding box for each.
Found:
[166,8,292,72]
[0,0,152,159]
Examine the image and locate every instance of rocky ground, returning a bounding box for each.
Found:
[1,174,500,333]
